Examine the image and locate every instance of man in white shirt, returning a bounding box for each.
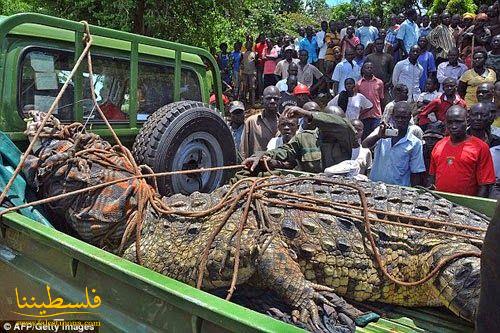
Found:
[340,15,357,39]
[316,21,328,73]
[436,47,468,90]
[392,45,423,102]
[274,46,300,80]
[276,62,300,92]
[331,48,361,95]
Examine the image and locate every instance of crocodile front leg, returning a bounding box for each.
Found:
[255,238,364,331]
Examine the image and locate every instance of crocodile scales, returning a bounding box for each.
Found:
[122,175,485,325]
[22,112,486,330]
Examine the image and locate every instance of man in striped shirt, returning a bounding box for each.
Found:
[428,12,456,66]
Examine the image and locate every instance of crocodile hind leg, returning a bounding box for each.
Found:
[429,242,481,322]
[255,238,364,331]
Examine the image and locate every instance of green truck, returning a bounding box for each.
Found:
[0,13,497,333]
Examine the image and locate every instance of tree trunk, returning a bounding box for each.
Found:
[132,0,145,35]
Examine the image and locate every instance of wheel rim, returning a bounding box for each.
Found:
[171,132,224,194]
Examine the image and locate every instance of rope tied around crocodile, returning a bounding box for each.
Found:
[0,22,485,302]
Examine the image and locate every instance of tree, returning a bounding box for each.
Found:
[427,0,477,15]
[280,0,302,13]
[0,0,42,15]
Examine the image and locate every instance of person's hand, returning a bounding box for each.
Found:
[284,106,313,120]
[377,123,387,139]
[242,156,262,172]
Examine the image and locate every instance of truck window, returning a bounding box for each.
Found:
[180,69,202,102]
[135,63,202,121]
[82,55,130,122]
[19,50,75,121]
[20,49,130,123]
[136,62,174,121]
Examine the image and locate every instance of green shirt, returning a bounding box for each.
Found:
[264,112,356,173]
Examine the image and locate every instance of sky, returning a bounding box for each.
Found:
[326,0,351,5]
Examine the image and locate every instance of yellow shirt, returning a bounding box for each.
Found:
[324,32,341,62]
[459,68,497,107]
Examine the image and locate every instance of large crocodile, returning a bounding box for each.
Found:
[121,177,484,326]
[21,112,487,331]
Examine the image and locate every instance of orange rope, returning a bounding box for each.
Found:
[0,21,93,206]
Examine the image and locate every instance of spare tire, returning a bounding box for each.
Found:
[132,101,237,196]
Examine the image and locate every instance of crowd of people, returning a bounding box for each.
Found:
[215,5,500,199]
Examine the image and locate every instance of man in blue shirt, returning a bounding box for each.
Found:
[362,101,425,186]
[419,15,431,38]
[331,48,361,95]
[396,8,420,58]
[230,41,242,98]
[356,13,379,48]
[299,26,318,64]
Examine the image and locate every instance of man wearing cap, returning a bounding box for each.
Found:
[292,83,312,108]
[274,46,300,80]
[459,13,492,51]
[227,101,245,156]
[242,106,357,173]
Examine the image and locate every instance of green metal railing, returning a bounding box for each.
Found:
[0,13,224,129]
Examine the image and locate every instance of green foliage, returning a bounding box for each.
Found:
[0,0,40,15]
[2,0,482,53]
[428,0,477,15]
[280,0,302,12]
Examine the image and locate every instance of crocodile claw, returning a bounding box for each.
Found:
[292,283,358,333]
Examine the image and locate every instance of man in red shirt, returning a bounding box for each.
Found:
[418,77,467,129]
[357,61,384,132]
[429,105,495,197]
[254,34,267,98]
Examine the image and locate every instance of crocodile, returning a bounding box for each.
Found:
[120,177,485,328]
[21,112,487,331]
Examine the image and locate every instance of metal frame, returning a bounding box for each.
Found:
[0,13,224,140]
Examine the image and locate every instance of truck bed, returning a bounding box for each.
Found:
[0,205,485,332]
